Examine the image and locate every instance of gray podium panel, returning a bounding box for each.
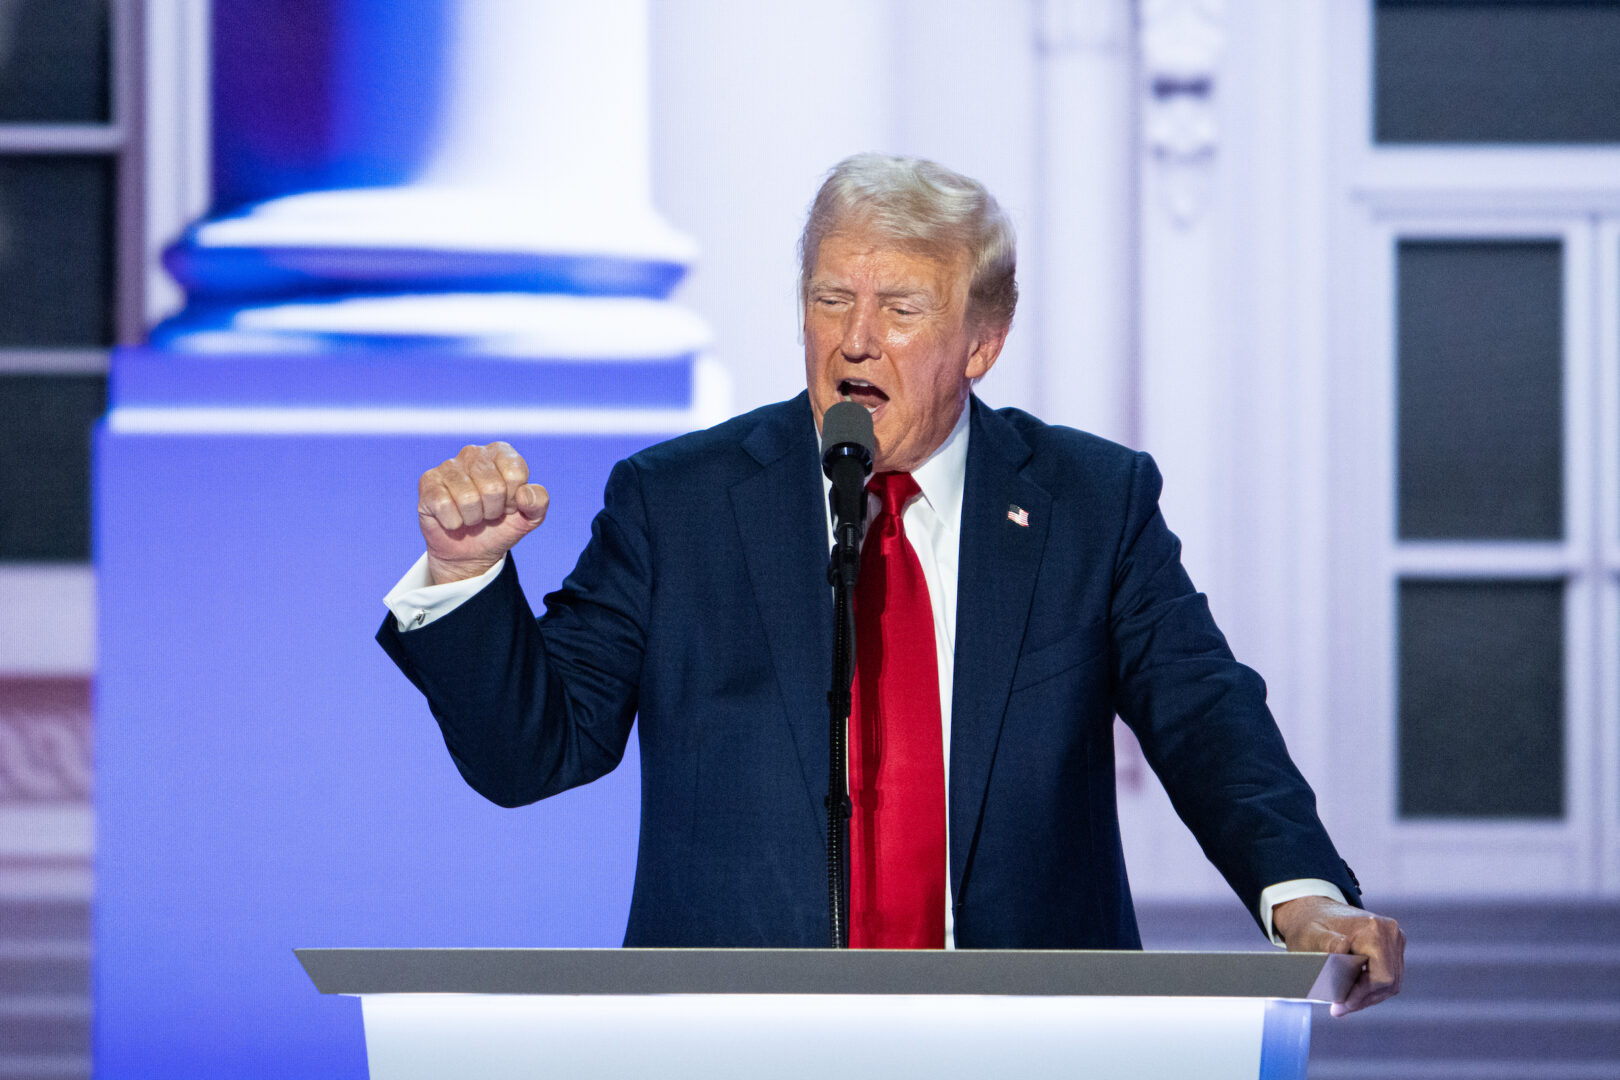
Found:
[296,946,1360,1001]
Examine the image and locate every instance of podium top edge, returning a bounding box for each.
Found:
[293,948,1360,1003]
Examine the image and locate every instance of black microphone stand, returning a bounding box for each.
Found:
[826,516,859,949]
[823,440,869,949]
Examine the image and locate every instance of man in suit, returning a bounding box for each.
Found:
[380,154,1403,1014]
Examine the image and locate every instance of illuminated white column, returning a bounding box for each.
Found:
[1112,0,1235,902]
[1136,0,1228,590]
[160,0,707,363]
[1032,0,1137,445]
[423,1,656,224]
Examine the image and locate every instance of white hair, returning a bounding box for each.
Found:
[798,153,1018,330]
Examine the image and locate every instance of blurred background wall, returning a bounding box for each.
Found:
[1,1,1618,1077]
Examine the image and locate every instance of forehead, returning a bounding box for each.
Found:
[812,229,968,291]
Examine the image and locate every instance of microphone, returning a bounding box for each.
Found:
[821,401,875,541]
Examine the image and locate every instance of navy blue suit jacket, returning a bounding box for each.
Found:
[379,393,1359,948]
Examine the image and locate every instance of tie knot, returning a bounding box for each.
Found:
[869,472,921,517]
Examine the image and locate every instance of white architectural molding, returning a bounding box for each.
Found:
[0,679,92,898]
[1599,216,1620,894]
[0,568,95,676]
[1037,0,1130,50]
[0,713,90,802]
[1342,209,1609,898]
[0,805,93,900]
[1031,0,1138,445]
[1138,0,1225,226]
[0,350,108,373]
[143,0,212,326]
[0,126,124,152]
[106,355,734,435]
[1117,0,1354,900]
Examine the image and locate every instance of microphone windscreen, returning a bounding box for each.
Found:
[821,400,876,457]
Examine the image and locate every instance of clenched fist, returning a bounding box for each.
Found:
[418,442,549,584]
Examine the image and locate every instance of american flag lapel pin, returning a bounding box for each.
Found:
[1006,504,1030,527]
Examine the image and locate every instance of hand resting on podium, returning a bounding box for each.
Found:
[1272,895,1405,1016]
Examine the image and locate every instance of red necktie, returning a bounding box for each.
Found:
[848,472,946,949]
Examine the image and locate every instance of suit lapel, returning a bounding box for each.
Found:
[950,398,1051,900]
[730,393,834,838]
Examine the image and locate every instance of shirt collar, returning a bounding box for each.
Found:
[810,395,974,526]
[906,399,972,526]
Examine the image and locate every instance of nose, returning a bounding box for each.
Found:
[840,299,880,362]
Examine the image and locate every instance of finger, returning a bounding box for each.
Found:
[1336,963,1397,1016]
[1329,959,1378,1016]
[1349,918,1404,993]
[437,461,485,528]
[418,472,465,532]
[1359,947,1399,999]
[466,452,509,524]
[489,441,529,501]
[1357,946,1402,1006]
[515,482,550,522]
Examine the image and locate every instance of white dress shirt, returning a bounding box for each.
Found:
[385,402,1342,946]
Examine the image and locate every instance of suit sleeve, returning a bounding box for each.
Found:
[1108,451,1362,919]
[376,458,652,808]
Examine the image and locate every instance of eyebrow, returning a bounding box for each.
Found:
[807,280,941,307]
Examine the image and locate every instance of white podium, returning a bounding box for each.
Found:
[296,948,1358,1080]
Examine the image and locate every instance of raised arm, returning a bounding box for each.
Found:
[379,444,651,808]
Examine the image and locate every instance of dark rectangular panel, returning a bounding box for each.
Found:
[0,374,106,560]
[0,157,115,347]
[1399,579,1563,818]
[1376,2,1620,143]
[1397,240,1562,540]
[0,0,110,123]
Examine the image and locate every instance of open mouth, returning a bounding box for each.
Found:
[839,379,889,412]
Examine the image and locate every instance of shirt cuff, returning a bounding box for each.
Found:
[1258,879,1349,947]
[383,553,507,632]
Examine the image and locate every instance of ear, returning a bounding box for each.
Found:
[964,321,1010,380]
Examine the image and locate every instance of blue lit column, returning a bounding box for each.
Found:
[155,0,705,359]
[95,3,721,1076]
